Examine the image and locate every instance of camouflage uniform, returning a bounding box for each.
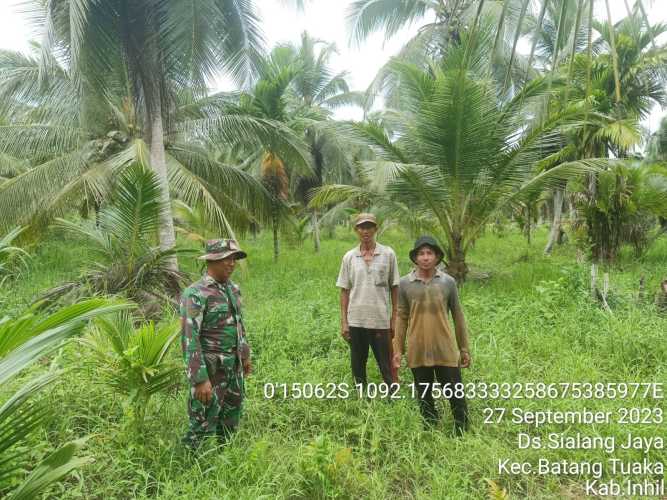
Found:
[180,240,250,447]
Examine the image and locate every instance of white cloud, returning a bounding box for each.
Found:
[0,0,32,55]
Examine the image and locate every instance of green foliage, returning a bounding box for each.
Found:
[43,164,192,313]
[0,299,131,375]
[534,266,589,323]
[313,29,603,280]
[0,40,298,240]
[0,227,29,285]
[1,1,667,498]
[81,311,180,429]
[173,200,223,244]
[570,163,667,261]
[9,438,92,500]
[647,116,667,162]
[0,298,129,499]
[299,434,369,497]
[2,228,667,498]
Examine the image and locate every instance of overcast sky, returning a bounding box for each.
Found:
[0,0,665,130]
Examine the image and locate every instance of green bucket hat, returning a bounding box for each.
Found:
[198,239,247,261]
[409,235,444,264]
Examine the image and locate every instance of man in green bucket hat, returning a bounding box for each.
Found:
[180,238,251,447]
[393,235,470,434]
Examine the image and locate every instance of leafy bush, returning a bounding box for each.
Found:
[81,311,181,429]
[299,434,369,498]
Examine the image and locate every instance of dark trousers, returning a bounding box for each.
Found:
[349,326,393,386]
[411,365,469,433]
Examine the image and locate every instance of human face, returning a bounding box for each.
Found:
[207,254,237,282]
[415,246,439,272]
[355,222,377,245]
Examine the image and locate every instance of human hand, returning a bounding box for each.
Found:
[243,358,252,376]
[341,324,350,343]
[392,353,401,370]
[459,351,471,368]
[194,380,213,405]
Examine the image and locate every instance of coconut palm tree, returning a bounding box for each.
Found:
[215,46,317,261]
[21,0,266,267]
[42,164,189,314]
[287,32,363,252]
[0,45,310,241]
[347,0,478,50]
[353,0,533,112]
[349,0,657,105]
[312,30,603,281]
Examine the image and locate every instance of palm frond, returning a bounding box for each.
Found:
[101,163,163,255]
[0,299,131,384]
[9,438,91,500]
[309,184,380,208]
[346,0,429,46]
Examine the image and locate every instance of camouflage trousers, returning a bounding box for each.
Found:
[183,353,244,448]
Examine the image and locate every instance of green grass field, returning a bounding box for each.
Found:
[2,227,666,499]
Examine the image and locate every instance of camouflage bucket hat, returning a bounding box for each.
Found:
[198,239,247,261]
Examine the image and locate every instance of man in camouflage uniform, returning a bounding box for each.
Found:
[180,239,252,447]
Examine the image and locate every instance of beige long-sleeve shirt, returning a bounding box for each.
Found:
[394,269,469,368]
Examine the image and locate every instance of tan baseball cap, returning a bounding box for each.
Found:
[354,212,377,226]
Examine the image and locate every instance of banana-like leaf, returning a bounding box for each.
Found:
[0,300,133,384]
[9,438,92,500]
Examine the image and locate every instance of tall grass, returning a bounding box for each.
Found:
[1,227,665,499]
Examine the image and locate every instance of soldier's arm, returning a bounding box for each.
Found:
[180,290,209,385]
[236,288,251,361]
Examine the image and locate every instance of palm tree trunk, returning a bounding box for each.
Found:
[605,0,622,103]
[311,210,321,253]
[445,235,468,283]
[272,211,279,262]
[148,94,177,270]
[544,188,564,255]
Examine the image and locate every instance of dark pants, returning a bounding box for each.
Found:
[349,327,393,386]
[411,365,469,433]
